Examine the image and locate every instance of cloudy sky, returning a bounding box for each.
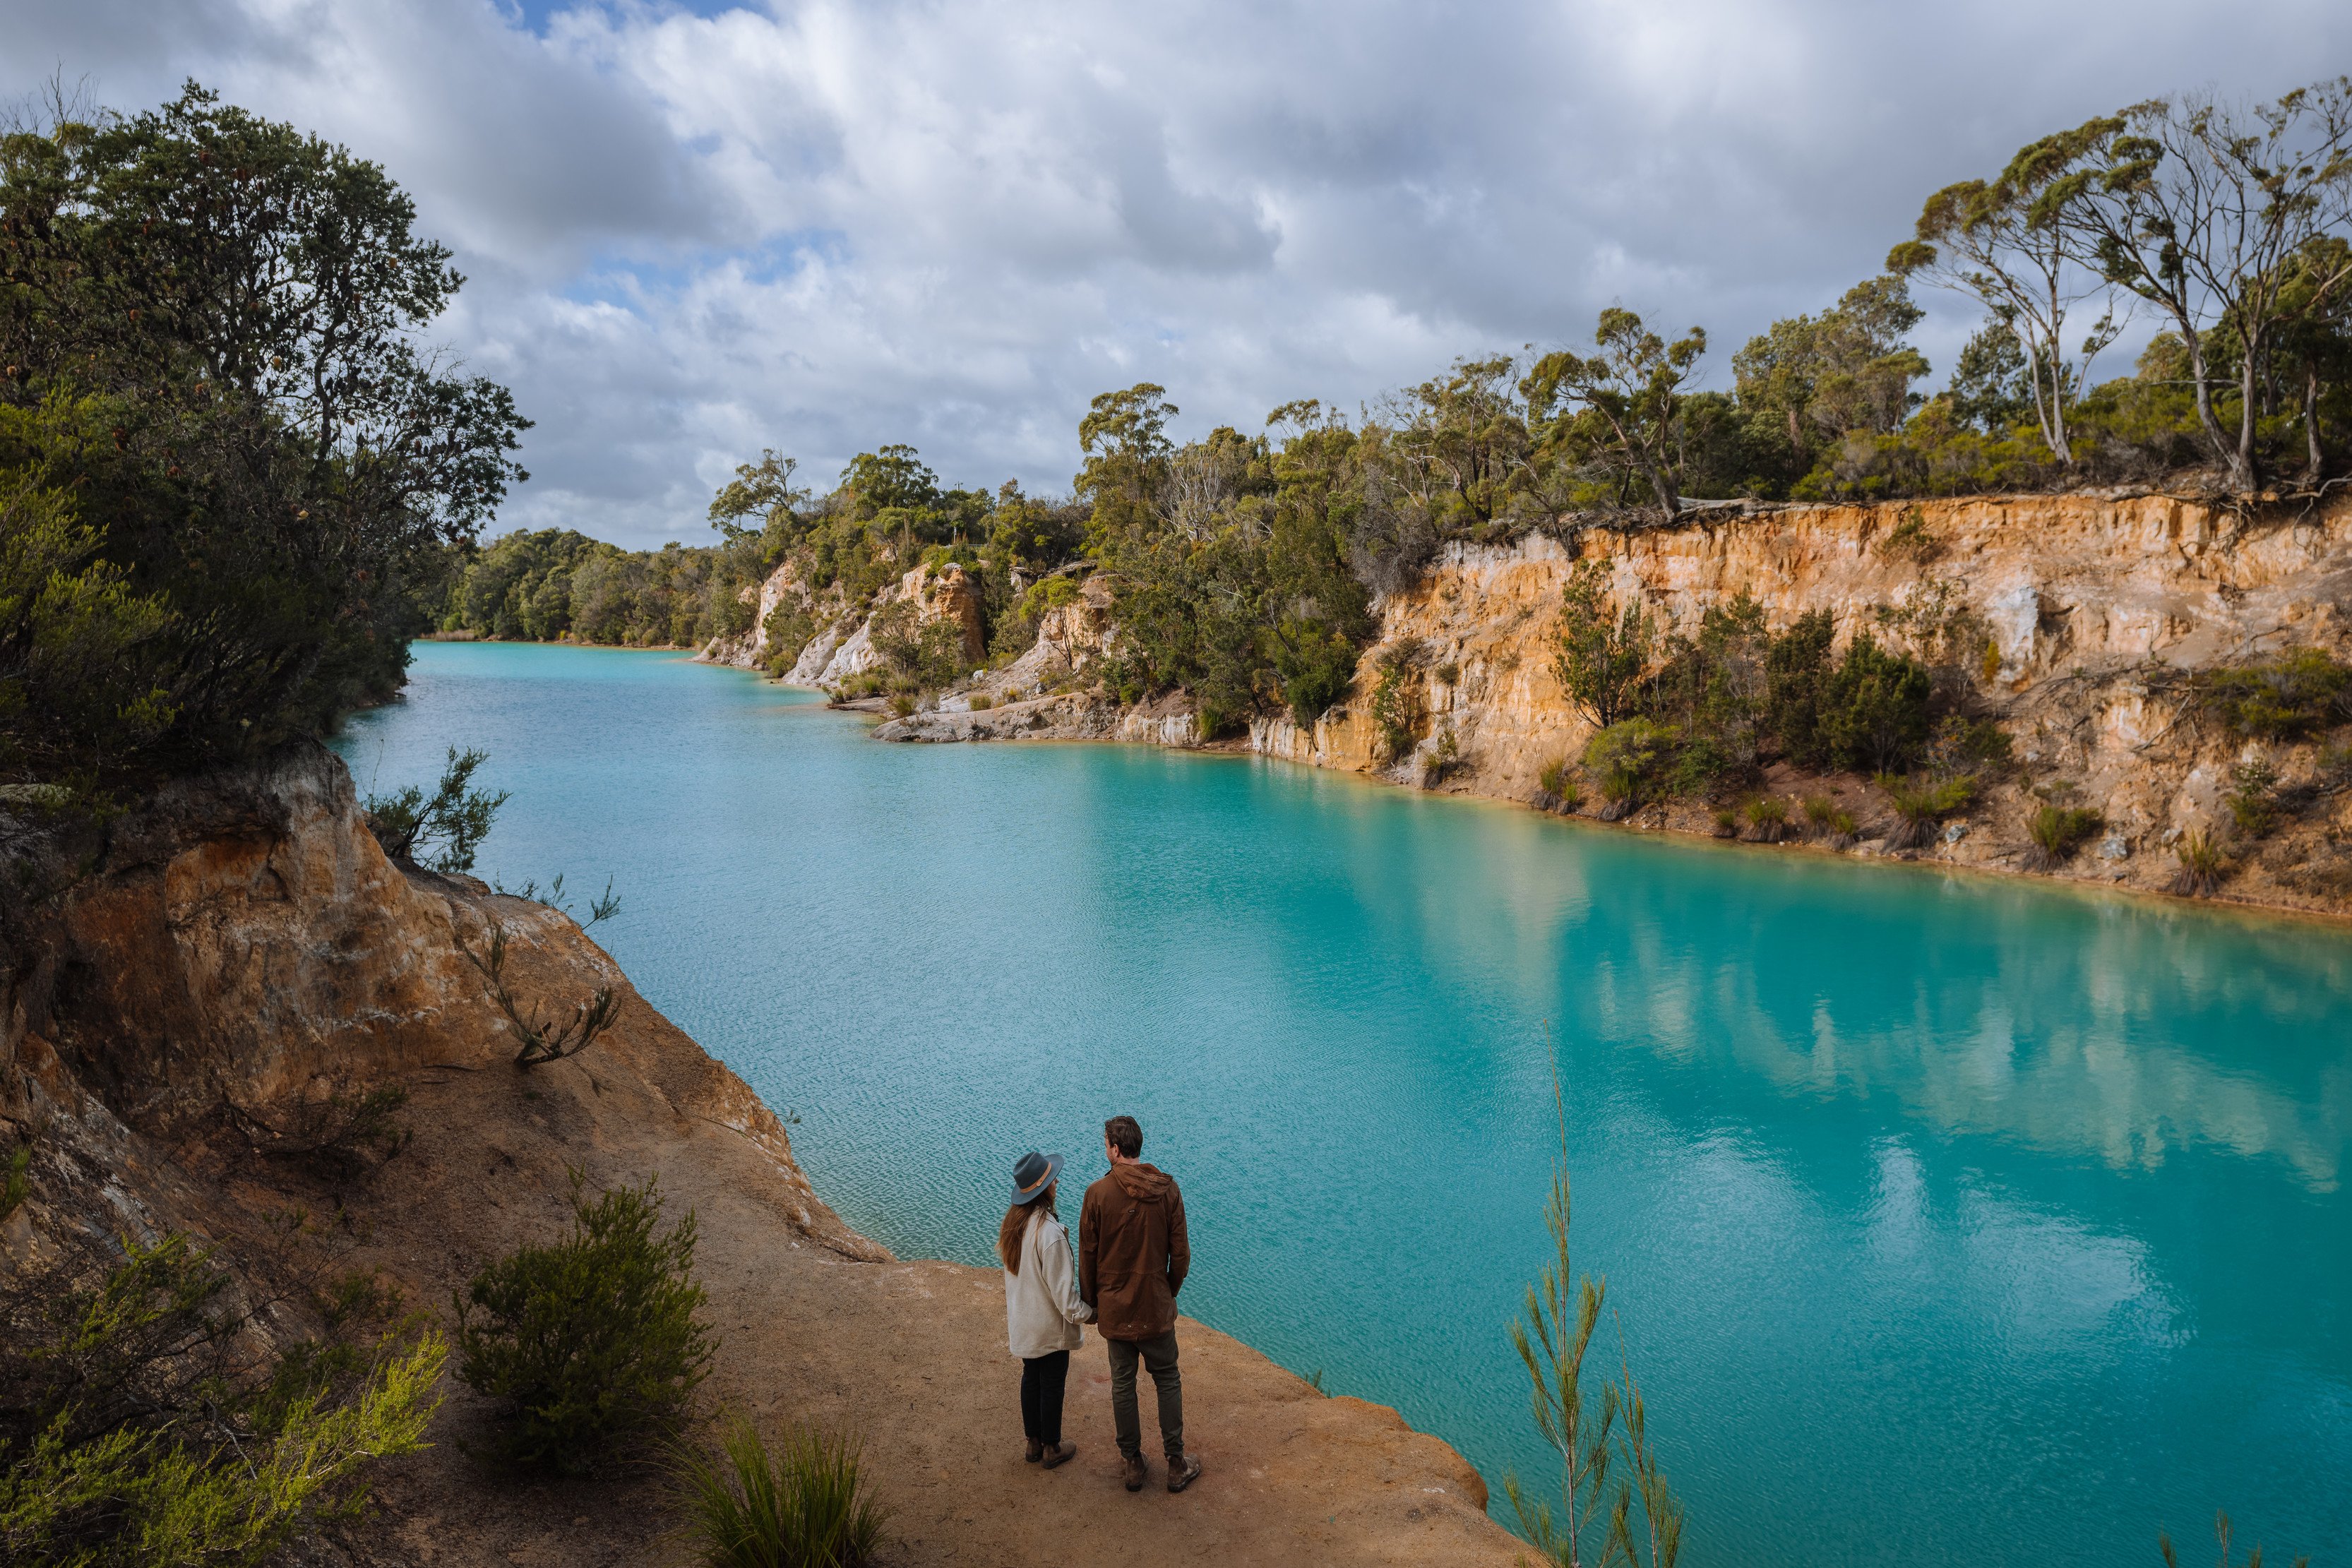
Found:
[6,0,2348,546]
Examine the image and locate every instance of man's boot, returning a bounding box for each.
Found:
[1025,1439,1044,1464]
[1121,1453,1148,1492]
[1165,1451,1202,1493]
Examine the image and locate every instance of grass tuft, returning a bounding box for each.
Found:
[2024,806,2104,870]
[674,1420,888,1568]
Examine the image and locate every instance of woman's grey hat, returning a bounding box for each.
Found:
[1011,1149,1063,1204]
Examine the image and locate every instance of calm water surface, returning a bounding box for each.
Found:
[336,642,2352,1567]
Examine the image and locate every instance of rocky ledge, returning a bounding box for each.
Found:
[0,746,1521,1567]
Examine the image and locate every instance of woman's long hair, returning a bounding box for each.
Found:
[998,1184,1056,1274]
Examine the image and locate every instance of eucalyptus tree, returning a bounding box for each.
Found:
[1732,277,1929,487]
[1524,310,1707,515]
[1889,123,2123,465]
[2060,80,2352,491]
[706,449,806,541]
[1376,355,1536,530]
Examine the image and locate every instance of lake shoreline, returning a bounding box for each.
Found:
[333,640,2352,1565]
[784,665,2352,932]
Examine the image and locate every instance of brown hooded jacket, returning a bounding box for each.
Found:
[1077,1162,1189,1341]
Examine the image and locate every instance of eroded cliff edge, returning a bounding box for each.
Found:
[0,748,1517,1567]
[832,493,2352,917]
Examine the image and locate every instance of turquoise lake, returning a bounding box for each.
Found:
[335,641,2352,1566]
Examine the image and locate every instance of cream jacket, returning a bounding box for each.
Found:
[1005,1208,1094,1358]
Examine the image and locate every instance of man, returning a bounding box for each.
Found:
[1077,1113,1201,1494]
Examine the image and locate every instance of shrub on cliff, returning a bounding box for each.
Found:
[455,1173,713,1471]
[1763,611,1837,767]
[1634,593,1769,794]
[1584,719,1677,814]
[2171,830,2230,898]
[2025,806,2105,869]
[0,1235,443,1567]
[1368,640,1427,763]
[1553,561,1655,731]
[2192,649,2352,741]
[2224,759,2282,838]
[1880,773,1976,850]
[364,746,508,874]
[1817,635,1935,773]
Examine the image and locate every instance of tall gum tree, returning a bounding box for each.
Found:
[2061,82,2352,491]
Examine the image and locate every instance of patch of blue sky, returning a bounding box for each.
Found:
[556,229,852,312]
[499,0,758,38]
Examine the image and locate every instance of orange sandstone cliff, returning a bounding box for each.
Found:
[860,492,2352,917]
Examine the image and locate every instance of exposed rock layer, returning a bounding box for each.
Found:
[872,492,2352,916]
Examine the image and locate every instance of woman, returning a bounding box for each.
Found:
[1001,1149,1094,1467]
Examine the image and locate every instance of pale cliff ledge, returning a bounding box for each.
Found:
[866,491,2352,919]
[0,747,1520,1568]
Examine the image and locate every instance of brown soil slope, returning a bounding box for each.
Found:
[0,747,1520,1568]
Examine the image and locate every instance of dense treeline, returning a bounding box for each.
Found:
[0,84,525,791]
[13,77,2350,788]
[674,76,2352,741]
[433,529,759,647]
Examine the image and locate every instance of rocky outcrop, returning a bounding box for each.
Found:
[703,558,986,683]
[0,743,873,1262]
[1251,492,2352,911]
[881,491,2352,916]
[0,750,1520,1565]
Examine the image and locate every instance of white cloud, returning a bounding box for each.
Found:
[6,0,2349,545]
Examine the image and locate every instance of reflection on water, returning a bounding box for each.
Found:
[335,644,2352,1568]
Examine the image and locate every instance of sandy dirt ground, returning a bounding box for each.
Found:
[263,929,1527,1568]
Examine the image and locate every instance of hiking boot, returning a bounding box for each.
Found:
[1025,1439,1044,1464]
[1166,1452,1202,1493]
[1121,1453,1148,1492]
[1042,1441,1077,1469]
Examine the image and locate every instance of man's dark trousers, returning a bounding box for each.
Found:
[1106,1331,1183,1461]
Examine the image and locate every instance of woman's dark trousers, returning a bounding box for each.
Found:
[1020,1349,1070,1446]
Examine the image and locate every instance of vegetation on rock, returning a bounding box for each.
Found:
[0,1234,443,1567]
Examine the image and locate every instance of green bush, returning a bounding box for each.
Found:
[1538,758,1570,797]
[761,599,818,675]
[1818,634,1934,773]
[2192,649,2352,741]
[363,746,508,873]
[1800,795,1840,835]
[454,1175,714,1471]
[1584,719,1678,813]
[1764,611,1837,767]
[2025,806,2104,869]
[1369,642,1425,764]
[1710,807,1739,839]
[674,1420,888,1568]
[0,1235,442,1567]
[2225,759,2281,837]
